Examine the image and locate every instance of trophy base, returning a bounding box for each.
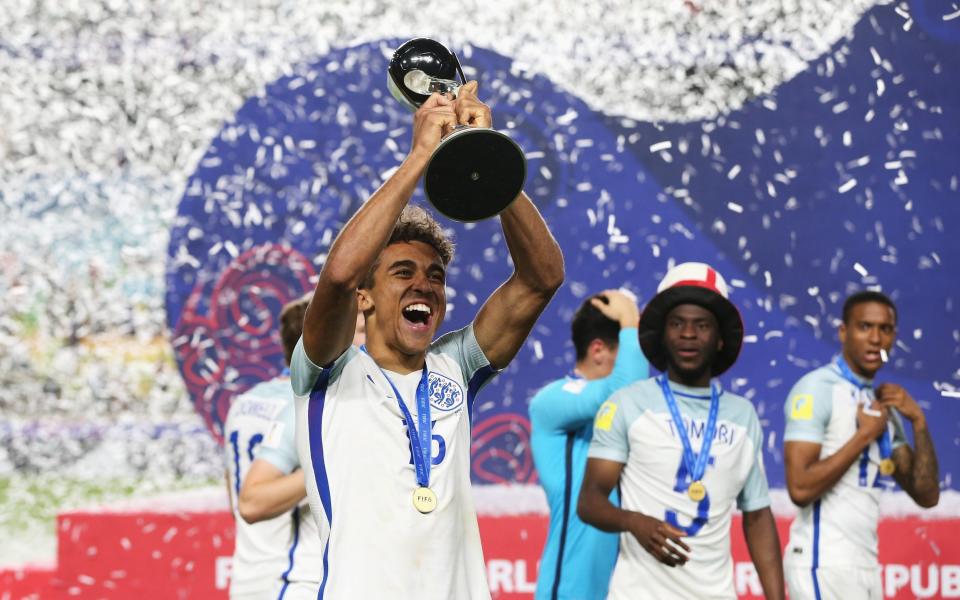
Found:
[424,128,526,222]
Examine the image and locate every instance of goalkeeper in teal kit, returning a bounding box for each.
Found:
[529,290,648,600]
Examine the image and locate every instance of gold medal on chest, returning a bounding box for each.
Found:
[687,480,707,502]
[412,486,438,513]
[879,458,896,476]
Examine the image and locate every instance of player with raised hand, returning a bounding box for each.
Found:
[291,80,564,599]
[529,289,648,600]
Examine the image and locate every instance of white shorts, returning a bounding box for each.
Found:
[270,579,321,600]
[786,565,882,600]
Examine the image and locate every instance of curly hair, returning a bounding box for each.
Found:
[361,205,455,289]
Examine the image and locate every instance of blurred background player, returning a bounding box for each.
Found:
[222,297,316,599]
[529,289,647,600]
[236,298,366,599]
[290,82,564,598]
[782,290,940,600]
[578,262,784,600]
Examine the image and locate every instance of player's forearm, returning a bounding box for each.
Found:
[318,153,429,290]
[786,434,872,506]
[498,192,564,296]
[742,508,785,600]
[576,486,633,533]
[907,422,940,507]
[238,472,307,523]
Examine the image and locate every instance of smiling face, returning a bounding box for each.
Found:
[358,241,447,370]
[839,301,896,378]
[662,303,723,387]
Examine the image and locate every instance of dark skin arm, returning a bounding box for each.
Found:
[577,458,690,567]
[784,401,888,507]
[878,383,940,508]
[301,92,457,366]
[742,508,785,600]
[458,85,564,370]
[472,192,564,369]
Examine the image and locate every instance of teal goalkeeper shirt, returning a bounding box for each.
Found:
[529,328,647,600]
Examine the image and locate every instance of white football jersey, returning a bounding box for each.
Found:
[588,377,771,600]
[223,378,298,598]
[783,361,907,571]
[256,396,324,591]
[291,324,497,600]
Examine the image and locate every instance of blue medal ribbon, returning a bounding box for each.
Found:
[658,375,720,492]
[835,357,893,463]
[361,347,433,489]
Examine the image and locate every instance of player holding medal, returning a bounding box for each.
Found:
[578,263,785,600]
[290,83,564,598]
[783,291,940,600]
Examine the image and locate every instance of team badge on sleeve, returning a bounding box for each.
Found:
[594,401,618,431]
[790,394,814,420]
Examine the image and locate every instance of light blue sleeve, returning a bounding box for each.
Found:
[783,372,833,444]
[737,403,771,512]
[530,328,647,432]
[290,336,355,396]
[586,387,632,464]
[254,399,299,474]
[431,324,496,389]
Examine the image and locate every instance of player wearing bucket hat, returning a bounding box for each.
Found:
[578,263,785,600]
[637,262,743,377]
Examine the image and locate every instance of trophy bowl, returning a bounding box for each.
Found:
[388,38,527,222]
[424,126,526,222]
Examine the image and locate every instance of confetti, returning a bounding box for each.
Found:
[1,0,958,568]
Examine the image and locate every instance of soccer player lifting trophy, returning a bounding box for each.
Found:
[388,37,527,222]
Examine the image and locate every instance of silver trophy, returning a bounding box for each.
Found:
[388,38,526,222]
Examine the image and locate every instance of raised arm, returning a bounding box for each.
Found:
[784,401,887,507]
[530,292,644,431]
[472,191,563,369]
[877,383,940,508]
[442,82,563,369]
[589,291,644,392]
[301,93,457,366]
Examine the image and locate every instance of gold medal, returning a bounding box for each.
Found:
[687,480,707,502]
[879,458,896,476]
[412,486,438,513]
